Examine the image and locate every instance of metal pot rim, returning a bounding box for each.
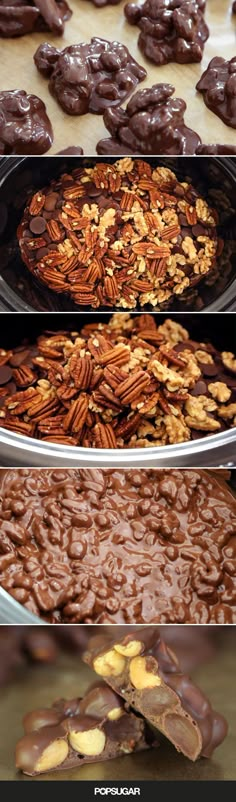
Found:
[0,423,236,462]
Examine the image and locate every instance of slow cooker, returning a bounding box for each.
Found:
[0,155,236,312]
[0,313,235,468]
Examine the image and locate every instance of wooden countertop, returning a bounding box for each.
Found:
[0,0,236,154]
[0,634,235,781]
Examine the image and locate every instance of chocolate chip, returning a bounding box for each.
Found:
[29,216,47,235]
[0,366,13,385]
[198,362,219,377]
[191,379,207,396]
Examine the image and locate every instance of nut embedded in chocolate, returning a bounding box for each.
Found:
[17,159,218,309]
[196,57,236,129]
[16,681,152,775]
[34,38,147,115]
[0,90,53,155]
[97,83,201,155]
[124,0,209,65]
[84,627,228,761]
[1,469,236,624]
[0,0,72,37]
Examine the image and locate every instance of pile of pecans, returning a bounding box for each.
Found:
[17,159,220,310]
[0,314,236,448]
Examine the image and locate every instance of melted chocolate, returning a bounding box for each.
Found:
[0,469,236,624]
[124,0,208,65]
[0,0,71,37]
[0,90,53,155]
[97,83,201,155]
[34,39,147,115]
[196,57,236,129]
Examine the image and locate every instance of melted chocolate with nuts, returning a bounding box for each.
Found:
[97,83,201,155]
[17,159,218,308]
[34,39,147,115]
[0,314,236,449]
[196,57,236,129]
[1,469,236,624]
[0,90,53,155]
[124,0,209,65]
[0,0,72,37]
[84,628,228,761]
[15,680,152,774]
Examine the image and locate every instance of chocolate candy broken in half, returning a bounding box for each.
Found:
[15,681,154,775]
[84,628,228,761]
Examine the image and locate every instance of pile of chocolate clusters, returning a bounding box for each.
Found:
[0,1,236,154]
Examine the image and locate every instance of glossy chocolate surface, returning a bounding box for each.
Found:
[34,39,147,116]
[196,57,236,129]
[84,627,228,761]
[16,681,151,774]
[0,0,71,37]
[56,147,84,154]
[0,90,53,155]
[124,0,208,65]
[97,83,201,155]
[0,469,236,624]
[17,160,218,309]
[196,144,236,155]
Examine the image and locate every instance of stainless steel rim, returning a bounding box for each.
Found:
[0,424,236,462]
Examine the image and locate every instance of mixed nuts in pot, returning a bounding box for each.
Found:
[0,314,236,448]
[17,159,220,310]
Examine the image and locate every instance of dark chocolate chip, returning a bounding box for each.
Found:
[29,216,47,235]
[0,366,13,385]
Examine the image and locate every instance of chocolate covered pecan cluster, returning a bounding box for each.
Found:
[0,0,71,37]
[0,90,53,155]
[196,57,236,128]
[17,160,219,309]
[124,0,209,65]
[0,314,236,449]
[34,39,147,115]
[97,83,201,155]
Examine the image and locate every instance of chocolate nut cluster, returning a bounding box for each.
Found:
[16,680,152,774]
[0,314,236,448]
[0,0,72,37]
[124,0,209,65]
[196,57,236,129]
[97,83,201,155]
[34,39,147,115]
[0,626,89,687]
[0,625,220,687]
[17,159,219,310]
[1,468,236,624]
[85,628,228,761]
[0,90,53,156]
